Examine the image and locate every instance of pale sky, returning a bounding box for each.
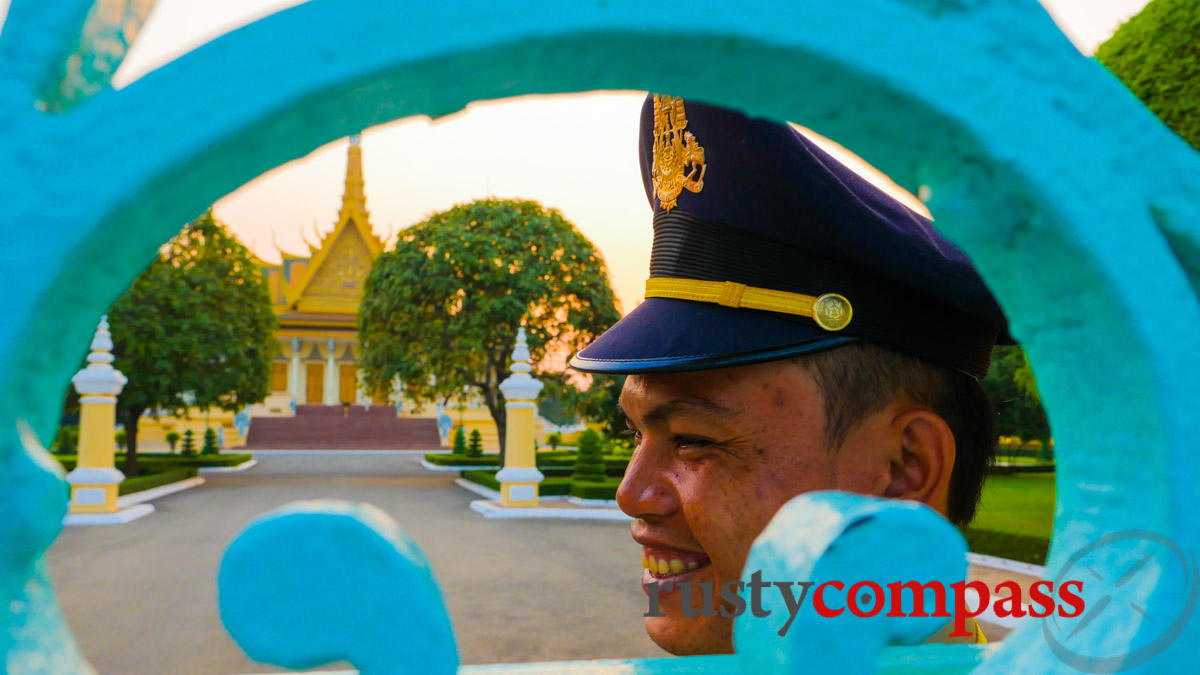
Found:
[0,0,1153,311]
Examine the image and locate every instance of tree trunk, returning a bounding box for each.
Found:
[480,383,507,464]
[494,411,507,464]
[121,407,144,478]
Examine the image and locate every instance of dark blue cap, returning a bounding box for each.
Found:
[570,94,1010,378]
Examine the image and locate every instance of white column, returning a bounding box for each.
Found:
[295,342,307,406]
[325,337,338,405]
[289,337,301,402]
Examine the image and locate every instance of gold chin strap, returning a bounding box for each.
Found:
[644,277,854,331]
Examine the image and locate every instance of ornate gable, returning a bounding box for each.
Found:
[294,222,375,311]
[282,135,384,315]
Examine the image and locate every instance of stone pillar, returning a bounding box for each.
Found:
[67,316,128,514]
[325,337,338,406]
[289,337,301,402]
[496,327,544,506]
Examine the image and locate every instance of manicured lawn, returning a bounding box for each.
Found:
[969,472,1056,539]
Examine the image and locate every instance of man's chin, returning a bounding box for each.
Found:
[645,614,734,655]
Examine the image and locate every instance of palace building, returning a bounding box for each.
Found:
[136,135,574,451]
[255,133,387,414]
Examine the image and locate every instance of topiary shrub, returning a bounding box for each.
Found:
[467,429,483,457]
[114,428,127,451]
[202,427,219,455]
[452,426,467,454]
[546,432,563,450]
[165,430,181,453]
[180,429,196,456]
[572,428,606,483]
[1096,0,1200,150]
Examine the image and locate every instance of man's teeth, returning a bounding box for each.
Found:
[643,555,703,575]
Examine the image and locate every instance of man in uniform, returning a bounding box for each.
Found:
[569,94,1007,654]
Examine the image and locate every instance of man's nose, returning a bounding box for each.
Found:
[616,444,679,519]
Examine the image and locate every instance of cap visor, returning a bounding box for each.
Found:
[569,297,856,374]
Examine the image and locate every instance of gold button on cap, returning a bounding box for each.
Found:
[813,293,853,331]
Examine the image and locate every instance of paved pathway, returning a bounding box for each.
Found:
[46,454,666,675]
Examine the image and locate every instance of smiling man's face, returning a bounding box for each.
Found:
[616,359,910,655]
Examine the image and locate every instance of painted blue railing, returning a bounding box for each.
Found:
[2,0,1199,672]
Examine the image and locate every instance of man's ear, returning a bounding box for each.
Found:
[882,409,955,514]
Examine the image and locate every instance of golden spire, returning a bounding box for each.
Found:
[338,133,370,226]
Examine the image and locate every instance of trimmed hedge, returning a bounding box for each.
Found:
[569,478,621,501]
[436,451,630,475]
[960,527,1050,566]
[119,468,199,495]
[146,453,252,468]
[54,453,252,469]
[424,453,500,467]
[1096,0,1200,150]
[535,453,629,475]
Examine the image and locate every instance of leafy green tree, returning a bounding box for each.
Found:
[452,426,467,455]
[180,429,196,456]
[572,428,606,483]
[358,198,621,461]
[1097,0,1200,150]
[467,429,484,457]
[53,426,78,454]
[546,374,628,440]
[108,210,278,476]
[980,346,1052,459]
[114,429,127,451]
[165,431,181,453]
[546,432,563,451]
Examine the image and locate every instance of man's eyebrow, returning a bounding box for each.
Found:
[641,397,737,426]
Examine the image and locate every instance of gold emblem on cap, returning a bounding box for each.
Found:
[813,293,853,331]
[651,94,706,212]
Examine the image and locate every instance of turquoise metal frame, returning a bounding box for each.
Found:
[3,0,1200,672]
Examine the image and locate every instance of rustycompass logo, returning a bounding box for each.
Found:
[1045,530,1198,673]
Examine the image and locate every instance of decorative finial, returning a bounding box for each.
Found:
[350,133,361,147]
[510,327,531,373]
[499,325,542,400]
[73,316,127,396]
[89,315,114,363]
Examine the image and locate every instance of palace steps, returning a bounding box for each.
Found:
[243,404,443,450]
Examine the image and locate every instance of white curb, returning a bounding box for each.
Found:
[455,477,501,500]
[199,458,258,473]
[469,499,631,521]
[117,476,206,507]
[63,503,155,526]
[566,495,620,507]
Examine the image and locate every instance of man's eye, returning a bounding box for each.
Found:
[621,427,643,442]
[674,435,713,450]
